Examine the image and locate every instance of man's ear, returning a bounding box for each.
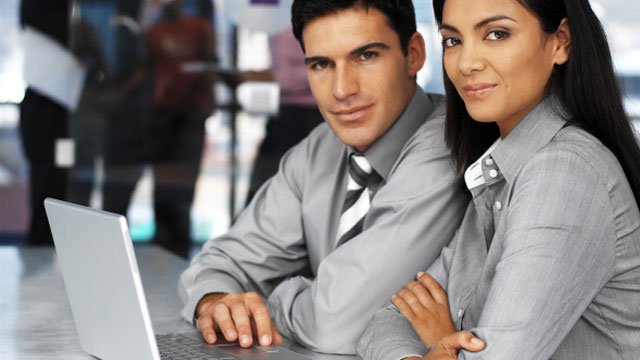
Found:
[407,32,426,76]
[552,18,571,65]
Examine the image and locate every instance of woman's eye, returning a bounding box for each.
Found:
[486,30,510,41]
[442,37,461,48]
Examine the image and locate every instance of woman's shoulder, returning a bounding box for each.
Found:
[513,124,640,240]
[549,125,619,172]
[525,124,615,171]
[521,124,632,201]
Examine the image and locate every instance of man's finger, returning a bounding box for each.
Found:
[417,272,448,305]
[196,315,217,344]
[213,302,237,341]
[230,302,253,347]
[392,294,416,320]
[248,301,273,346]
[271,324,283,346]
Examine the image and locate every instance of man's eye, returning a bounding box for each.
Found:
[311,61,330,70]
[359,51,377,61]
[442,37,461,48]
[486,30,510,41]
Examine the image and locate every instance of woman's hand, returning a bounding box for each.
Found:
[393,272,456,348]
[423,331,484,359]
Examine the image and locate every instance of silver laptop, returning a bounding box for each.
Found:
[44,198,310,360]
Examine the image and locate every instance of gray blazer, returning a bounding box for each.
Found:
[178,90,469,354]
[357,97,640,359]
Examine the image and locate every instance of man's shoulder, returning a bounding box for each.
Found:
[375,92,460,203]
[422,92,446,126]
[296,122,343,154]
[276,122,344,177]
[423,92,446,111]
[408,93,447,148]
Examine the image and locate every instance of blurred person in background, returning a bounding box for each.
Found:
[67,13,110,207]
[18,0,69,246]
[116,0,217,258]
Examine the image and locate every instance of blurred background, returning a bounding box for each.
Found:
[0,0,638,256]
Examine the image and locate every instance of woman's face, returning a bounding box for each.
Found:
[440,0,569,137]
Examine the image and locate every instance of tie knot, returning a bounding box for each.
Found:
[348,154,377,187]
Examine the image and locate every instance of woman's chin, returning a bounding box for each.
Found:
[467,112,496,124]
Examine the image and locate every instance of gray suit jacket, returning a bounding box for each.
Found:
[179,90,469,354]
[357,97,640,359]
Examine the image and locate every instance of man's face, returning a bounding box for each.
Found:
[302,7,425,152]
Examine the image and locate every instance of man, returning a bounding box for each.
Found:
[179,0,468,354]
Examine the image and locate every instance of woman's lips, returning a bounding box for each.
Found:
[462,83,497,100]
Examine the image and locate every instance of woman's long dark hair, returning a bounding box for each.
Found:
[433,0,640,205]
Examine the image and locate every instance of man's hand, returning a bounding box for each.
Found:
[393,272,456,348]
[423,331,484,359]
[195,292,283,348]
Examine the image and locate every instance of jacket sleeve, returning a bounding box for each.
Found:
[459,148,617,359]
[178,137,312,324]
[356,224,463,360]
[267,126,469,354]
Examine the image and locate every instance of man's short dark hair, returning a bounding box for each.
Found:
[291,0,417,55]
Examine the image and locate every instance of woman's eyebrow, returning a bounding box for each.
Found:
[440,15,517,32]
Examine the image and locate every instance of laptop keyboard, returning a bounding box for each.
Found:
[156,334,237,360]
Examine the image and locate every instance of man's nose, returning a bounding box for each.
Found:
[332,64,359,101]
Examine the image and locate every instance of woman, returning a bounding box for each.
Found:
[356,0,640,359]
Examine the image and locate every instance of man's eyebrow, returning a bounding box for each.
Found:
[439,15,517,33]
[304,56,329,66]
[304,42,390,66]
[348,42,390,57]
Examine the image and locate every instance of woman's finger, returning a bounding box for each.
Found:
[392,294,416,321]
[406,280,436,309]
[397,286,424,312]
[417,272,449,305]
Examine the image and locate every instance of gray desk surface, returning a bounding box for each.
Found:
[0,245,356,360]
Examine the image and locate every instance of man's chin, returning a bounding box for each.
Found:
[343,137,374,153]
[325,123,374,151]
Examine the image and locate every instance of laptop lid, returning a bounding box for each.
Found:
[44,198,160,360]
[45,199,315,360]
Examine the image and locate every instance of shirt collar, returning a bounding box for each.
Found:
[464,139,501,190]
[349,87,435,180]
[490,95,570,184]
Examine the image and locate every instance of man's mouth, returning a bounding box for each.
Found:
[331,104,374,122]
